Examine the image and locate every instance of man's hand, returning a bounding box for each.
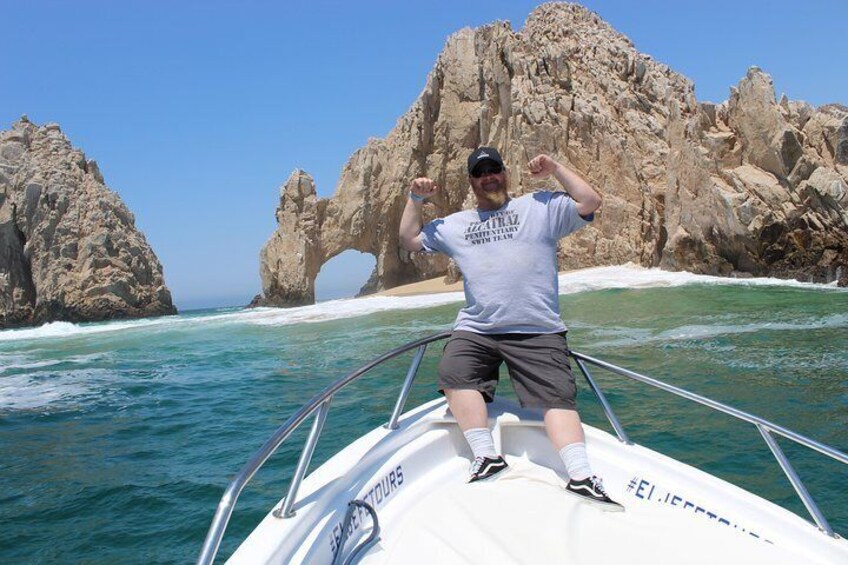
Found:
[401,178,438,252]
[527,154,559,178]
[528,154,602,217]
[410,177,438,200]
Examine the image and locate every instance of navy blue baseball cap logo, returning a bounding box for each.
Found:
[467,147,505,175]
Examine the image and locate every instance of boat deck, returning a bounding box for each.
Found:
[360,456,795,564]
[228,399,847,564]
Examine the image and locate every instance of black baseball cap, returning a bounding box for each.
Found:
[467,146,505,175]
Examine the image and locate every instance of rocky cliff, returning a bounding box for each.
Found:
[0,117,176,328]
[256,2,848,306]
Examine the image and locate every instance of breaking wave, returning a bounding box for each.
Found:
[0,264,841,344]
[588,313,848,349]
[0,368,117,411]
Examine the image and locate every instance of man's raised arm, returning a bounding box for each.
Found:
[527,155,602,217]
[399,177,438,252]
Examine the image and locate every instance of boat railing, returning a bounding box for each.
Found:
[198,331,848,564]
[197,331,451,565]
[570,351,848,537]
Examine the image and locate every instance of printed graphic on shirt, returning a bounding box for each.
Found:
[464,210,521,246]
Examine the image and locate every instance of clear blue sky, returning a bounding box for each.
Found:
[2,1,845,310]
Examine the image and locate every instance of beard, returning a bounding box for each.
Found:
[472,175,510,210]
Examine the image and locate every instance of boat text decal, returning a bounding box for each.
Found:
[329,464,405,554]
[625,475,774,544]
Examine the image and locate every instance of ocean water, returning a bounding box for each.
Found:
[0,265,846,563]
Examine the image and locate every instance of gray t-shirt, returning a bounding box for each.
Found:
[420,191,591,334]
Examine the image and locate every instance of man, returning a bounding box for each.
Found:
[399,147,622,511]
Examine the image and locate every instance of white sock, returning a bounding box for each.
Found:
[463,428,497,459]
[560,442,592,481]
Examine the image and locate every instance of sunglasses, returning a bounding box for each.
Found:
[471,164,503,178]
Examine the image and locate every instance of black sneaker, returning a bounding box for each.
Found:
[468,455,509,483]
[564,476,624,511]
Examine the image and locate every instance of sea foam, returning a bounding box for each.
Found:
[0,264,841,344]
[587,313,848,349]
[555,264,841,293]
[0,368,116,411]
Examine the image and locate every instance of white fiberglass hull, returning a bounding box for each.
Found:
[228,398,847,564]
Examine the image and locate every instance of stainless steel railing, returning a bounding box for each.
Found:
[197,331,450,565]
[571,351,848,537]
[198,332,848,564]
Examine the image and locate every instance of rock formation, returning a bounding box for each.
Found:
[256,2,848,306]
[0,117,176,328]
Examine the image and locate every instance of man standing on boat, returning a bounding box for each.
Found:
[399,147,622,511]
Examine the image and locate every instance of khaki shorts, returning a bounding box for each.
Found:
[437,330,577,410]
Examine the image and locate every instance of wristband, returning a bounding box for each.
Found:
[409,191,426,202]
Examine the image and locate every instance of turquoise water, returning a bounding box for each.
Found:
[1,267,846,563]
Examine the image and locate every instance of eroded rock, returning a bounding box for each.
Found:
[0,118,176,328]
[257,3,848,305]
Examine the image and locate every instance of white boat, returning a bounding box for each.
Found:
[198,332,848,564]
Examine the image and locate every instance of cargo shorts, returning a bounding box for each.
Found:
[437,330,577,410]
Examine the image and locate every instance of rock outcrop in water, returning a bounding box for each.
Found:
[0,117,176,328]
[255,2,848,306]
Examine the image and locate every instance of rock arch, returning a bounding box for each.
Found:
[254,4,847,307]
[315,249,377,301]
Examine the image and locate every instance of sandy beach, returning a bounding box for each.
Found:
[376,267,599,297]
[376,276,463,297]
[376,266,604,297]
